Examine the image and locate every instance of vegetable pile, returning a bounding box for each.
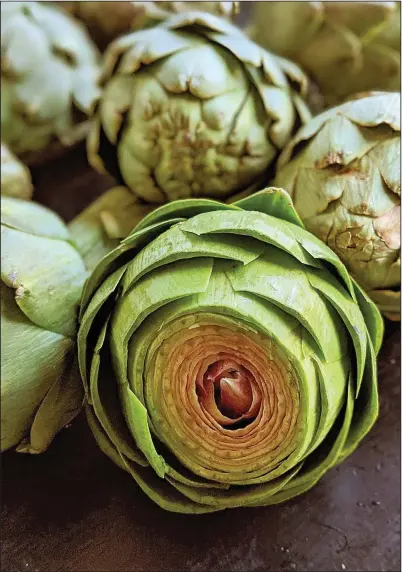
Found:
[0,1,400,514]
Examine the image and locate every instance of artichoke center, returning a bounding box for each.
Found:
[202,359,255,420]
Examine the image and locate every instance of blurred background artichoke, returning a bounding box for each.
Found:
[1,1,101,161]
[249,1,401,108]
[59,1,239,50]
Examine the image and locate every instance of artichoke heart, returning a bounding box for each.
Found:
[78,187,382,513]
[88,11,310,204]
[275,91,400,321]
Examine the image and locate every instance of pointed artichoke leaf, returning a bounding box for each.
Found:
[134,198,239,233]
[89,318,148,466]
[234,187,304,228]
[338,336,379,463]
[78,265,127,390]
[1,283,73,452]
[1,223,87,337]
[80,217,185,316]
[17,351,84,454]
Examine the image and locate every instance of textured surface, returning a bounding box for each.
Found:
[1,142,401,571]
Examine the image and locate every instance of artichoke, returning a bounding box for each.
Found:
[1,187,150,454]
[78,187,382,513]
[275,92,400,321]
[1,1,100,158]
[59,2,239,50]
[249,1,401,106]
[88,11,310,204]
[1,143,33,200]
[1,196,87,453]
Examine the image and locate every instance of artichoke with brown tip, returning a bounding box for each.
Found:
[275,91,400,321]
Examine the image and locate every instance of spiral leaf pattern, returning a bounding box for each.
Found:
[78,187,382,513]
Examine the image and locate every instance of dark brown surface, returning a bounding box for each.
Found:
[1,144,401,572]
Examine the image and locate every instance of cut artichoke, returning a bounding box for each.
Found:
[78,187,382,513]
[88,11,311,203]
[59,1,239,50]
[1,1,101,159]
[275,92,400,321]
[249,1,401,106]
[1,143,33,200]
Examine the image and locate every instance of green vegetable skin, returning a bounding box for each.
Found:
[88,11,311,203]
[1,1,100,156]
[78,187,383,513]
[249,1,401,106]
[1,188,151,454]
[275,92,400,321]
[1,197,87,453]
[1,144,33,200]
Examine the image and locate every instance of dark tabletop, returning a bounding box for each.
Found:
[1,142,401,572]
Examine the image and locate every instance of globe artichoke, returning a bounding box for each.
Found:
[88,11,311,204]
[275,92,400,321]
[1,1,100,158]
[78,187,382,513]
[1,187,150,454]
[1,143,33,200]
[1,196,88,453]
[59,2,239,50]
[249,1,401,107]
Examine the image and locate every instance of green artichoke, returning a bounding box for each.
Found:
[88,11,310,204]
[59,1,239,50]
[275,92,400,321]
[1,1,100,157]
[1,143,33,200]
[1,187,150,454]
[1,196,87,453]
[78,187,382,513]
[249,1,401,107]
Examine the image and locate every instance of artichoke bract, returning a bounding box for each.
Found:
[1,197,88,453]
[1,144,33,200]
[78,187,382,513]
[275,92,400,321]
[1,1,100,157]
[249,1,401,106]
[88,11,310,204]
[59,2,239,50]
